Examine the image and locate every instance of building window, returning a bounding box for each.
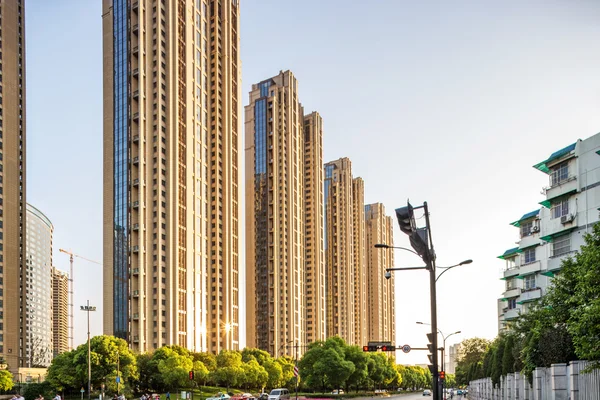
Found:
[551,199,569,219]
[550,162,569,187]
[552,235,571,257]
[520,221,533,237]
[524,275,536,290]
[523,248,536,264]
[508,298,517,310]
[506,278,518,291]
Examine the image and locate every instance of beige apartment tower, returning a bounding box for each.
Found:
[245,71,308,356]
[324,158,355,345]
[0,0,27,372]
[365,203,395,343]
[52,268,69,357]
[303,112,325,344]
[352,178,367,346]
[102,0,241,352]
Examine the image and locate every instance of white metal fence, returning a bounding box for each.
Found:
[469,360,600,400]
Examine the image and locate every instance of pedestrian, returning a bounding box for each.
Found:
[166,392,170,400]
[54,393,62,400]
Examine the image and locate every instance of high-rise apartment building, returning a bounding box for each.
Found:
[245,71,307,356]
[324,158,355,344]
[102,0,241,353]
[498,134,600,332]
[352,178,367,346]
[365,203,395,343]
[25,204,53,367]
[52,267,69,357]
[303,112,325,344]
[447,343,462,374]
[0,0,27,372]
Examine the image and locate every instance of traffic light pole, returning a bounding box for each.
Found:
[423,202,440,400]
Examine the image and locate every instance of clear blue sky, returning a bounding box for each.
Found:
[26,0,600,364]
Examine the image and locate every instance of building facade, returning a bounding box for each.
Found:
[25,204,53,367]
[364,203,395,343]
[52,267,69,357]
[498,134,600,331]
[447,343,461,374]
[324,158,355,344]
[245,71,307,356]
[0,0,27,372]
[303,112,325,344]
[352,178,367,346]
[102,0,241,352]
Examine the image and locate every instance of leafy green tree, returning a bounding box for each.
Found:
[276,357,296,389]
[501,335,516,375]
[22,382,54,400]
[241,348,271,365]
[193,361,210,386]
[47,352,78,391]
[157,347,194,390]
[240,359,268,390]
[0,370,14,391]
[457,338,491,365]
[445,373,456,388]
[298,341,326,391]
[344,346,368,392]
[192,352,217,372]
[313,348,354,391]
[212,350,243,391]
[490,338,504,387]
[263,358,283,389]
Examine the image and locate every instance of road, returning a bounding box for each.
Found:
[350,393,428,400]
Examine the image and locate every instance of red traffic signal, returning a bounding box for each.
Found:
[189,371,194,380]
[439,371,445,380]
[362,345,377,352]
[381,345,395,352]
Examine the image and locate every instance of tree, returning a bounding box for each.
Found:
[212,350,243,391]
[457,338,491,365]
[263,358,283,389]
[193,361,210,387]
[313,348,354,391]
[157,347,194,390]
[0,370,14,391]
[47,351,78,391]
[344,346,368,391]
[501,335,516,375]
[192,352,217,372]
[445,373,456,388]
[240,359,268,390]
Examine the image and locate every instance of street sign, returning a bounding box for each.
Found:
[367,341,391,348]
[401,344,411,353]
[116,376,120,383]
[293,365,299,377]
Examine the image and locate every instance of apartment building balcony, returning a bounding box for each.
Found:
[543,251,577,277]
[502,287,521,300]
[517,260,541,278]
[499,247,520,279]
[540,214,577,243]
[543,174,577,201]
[518,287,542,304]
[503,308,520,321]
[519,233,540,251]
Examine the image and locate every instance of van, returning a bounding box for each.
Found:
[268,389,290,400]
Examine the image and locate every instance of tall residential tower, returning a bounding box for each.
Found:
[25,204,53,367]
[365,203,395,343]
[52,267,69,357]
[103,0,241,352]
[0,0,27,372]
[245,71,309,356]
[303,112,325,344]
[324,158,355,344]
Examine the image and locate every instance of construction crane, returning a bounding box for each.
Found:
[59,248,102,350]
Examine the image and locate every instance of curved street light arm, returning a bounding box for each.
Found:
[436,264,461,282]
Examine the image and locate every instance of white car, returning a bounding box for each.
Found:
[267,389,290,400]
[206,393,231,400]
[422,390,432,396]
[331,390,344,395]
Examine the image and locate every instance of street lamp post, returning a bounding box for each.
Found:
[376,200,472,400]
[80,301,96,400]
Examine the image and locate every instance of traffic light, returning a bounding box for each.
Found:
[426,332,435,374]
[380,345,396,352]
[362,345,377,352]
[189,371,194,380]
[395,202,431,262]
[439,371,445,380]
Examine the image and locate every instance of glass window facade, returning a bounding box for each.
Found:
[112,0,129,340]
[254,99,267,174]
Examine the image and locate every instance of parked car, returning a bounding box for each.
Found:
[206,393,231,400]
[456,390,464,395]
[267,389,290,400]
[257,393,269,400]
[331,390,344,395]
[422,390,432,396]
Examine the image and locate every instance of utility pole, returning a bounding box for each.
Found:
[81,301,96,400]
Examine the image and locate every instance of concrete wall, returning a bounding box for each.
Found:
[469,361,600,400]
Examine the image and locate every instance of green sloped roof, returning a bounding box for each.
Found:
[510,209,540,227]
[498,247,521,260]
[533,142,576,174]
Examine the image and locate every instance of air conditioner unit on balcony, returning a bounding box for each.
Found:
[561,214,575,224]
[530,226,540,233]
